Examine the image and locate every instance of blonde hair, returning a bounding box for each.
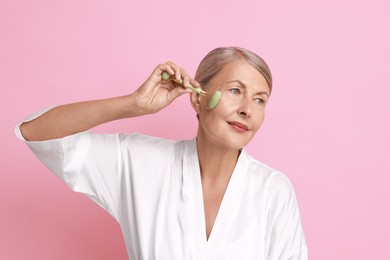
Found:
[195,47,273,93]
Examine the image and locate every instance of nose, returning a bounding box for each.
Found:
[238,98,251,117]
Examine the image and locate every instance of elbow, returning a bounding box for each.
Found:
[20,121,35,141]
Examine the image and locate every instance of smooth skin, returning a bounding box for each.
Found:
[20,60,270,241]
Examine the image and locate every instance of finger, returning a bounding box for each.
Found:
[166,61,182,82]
[168,85,193,101]
[173,67,182,82]
[181,69,191,88]
[189,79,202,89]
[155,63,175,78]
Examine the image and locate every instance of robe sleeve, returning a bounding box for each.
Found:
[265,172,308,260]
[15,106,130,222]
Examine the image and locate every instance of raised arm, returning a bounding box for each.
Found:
[20,62,199,141]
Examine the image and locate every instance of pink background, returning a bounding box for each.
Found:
[1,0,389,259]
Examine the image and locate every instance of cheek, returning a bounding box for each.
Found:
[200,93,233,118]
[253,111,266,129]
[218,91,241,108]
[198,107,230,135]
[210,93,239,117]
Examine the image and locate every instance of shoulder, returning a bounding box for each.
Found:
[124,132,177,147]
[244,152,295,199]
[120,133,183,161]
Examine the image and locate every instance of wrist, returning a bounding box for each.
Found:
[124,93,147,118]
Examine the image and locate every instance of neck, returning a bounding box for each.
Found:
[196,131,240,182]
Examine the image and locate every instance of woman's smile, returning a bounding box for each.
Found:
[227,121,249,133]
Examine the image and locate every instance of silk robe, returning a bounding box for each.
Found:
[16,107,308,260]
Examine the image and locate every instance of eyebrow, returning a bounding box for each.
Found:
[226,80,270,97]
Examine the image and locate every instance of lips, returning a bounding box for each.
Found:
[227,121,249,132]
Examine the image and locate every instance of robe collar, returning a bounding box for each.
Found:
[183,138,250,259]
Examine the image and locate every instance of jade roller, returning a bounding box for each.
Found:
[206,88,221,110]
[161,72,222,110]
[161,72,206,96]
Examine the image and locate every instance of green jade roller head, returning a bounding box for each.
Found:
[161,72,221,110]
[206,88,221,110]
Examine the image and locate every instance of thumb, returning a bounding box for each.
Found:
[167,86,192,102]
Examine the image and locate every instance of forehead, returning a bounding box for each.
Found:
[210,61,270,93]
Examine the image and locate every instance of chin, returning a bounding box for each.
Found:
[220,135,252,150]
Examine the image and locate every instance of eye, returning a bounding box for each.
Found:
[254,98,265,104]
[229,88,241,95]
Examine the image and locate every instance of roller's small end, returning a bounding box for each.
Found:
[207,89,222,110]
[161,72,171,80]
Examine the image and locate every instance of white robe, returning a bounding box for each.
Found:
[16,107,308,260]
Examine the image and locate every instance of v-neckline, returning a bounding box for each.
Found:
[184,138,249,258]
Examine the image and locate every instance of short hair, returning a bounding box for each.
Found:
[195,47,273,93]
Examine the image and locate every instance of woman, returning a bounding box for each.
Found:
[16,47,308,259]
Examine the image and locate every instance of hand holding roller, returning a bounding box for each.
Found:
[161,71,221,110]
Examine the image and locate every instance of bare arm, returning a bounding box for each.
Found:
[20,62,199,141]
[20,95,139,141]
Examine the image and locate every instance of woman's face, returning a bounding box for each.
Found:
[195,60,271,150]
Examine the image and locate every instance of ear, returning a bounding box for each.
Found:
[190,91,201,114]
